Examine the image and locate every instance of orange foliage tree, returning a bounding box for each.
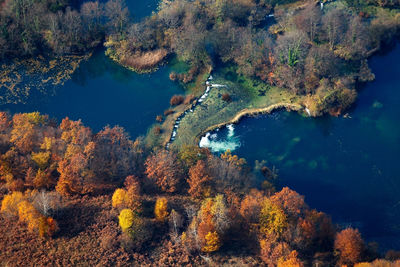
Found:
[270,187,306,218]
[38,216,58,238]
[277,250,304,267]
[187,160,212,199]
[335,228,364,266]
[190,195,230,253]
[56,153,92,196]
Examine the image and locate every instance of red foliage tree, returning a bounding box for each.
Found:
[145,150,183,193]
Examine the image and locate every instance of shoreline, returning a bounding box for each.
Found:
[195,102,304,144]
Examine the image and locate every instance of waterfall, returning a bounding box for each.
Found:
[199,124,240,153]
[305,108,311,116]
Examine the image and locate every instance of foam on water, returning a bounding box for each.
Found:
[199,124,240,153]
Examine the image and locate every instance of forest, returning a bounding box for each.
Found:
[106,0,400,115]
[0,0,128,57]
[0,111,399,266]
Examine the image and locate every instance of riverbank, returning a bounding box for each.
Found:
[198,102,303,142]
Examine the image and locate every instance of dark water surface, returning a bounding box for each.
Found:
[2,50,182,138]
[204,45,400,250]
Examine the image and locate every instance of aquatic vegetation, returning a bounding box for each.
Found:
[0,54,91,104]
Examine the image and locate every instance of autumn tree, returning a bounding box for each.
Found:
[189,195,231,253]
[202,231,221,253]
[105,0,130,34]
[270,187,307,219]
[277,250,304,267]
[10,112,49,153]
[145,150,183,193]
[56,152,92,196]
[17,200,40,232]
[155,197,169,222]
[207,151,250,193]
[169,209,183,241]
[335,228,365,266]
[187,160,212,199]
[124,175,142,213]
[294,1,321,42]
[178,145,208,168]
[260,239,291,266]
[1,191,24,217]
[118,208,151,249]
[119,208,135,231]
[85,126,137,183]
[112,188,130,209]
[38,216,58,238]
[322,8,348,50]
[259,198,287,237]
[240,189,267,225]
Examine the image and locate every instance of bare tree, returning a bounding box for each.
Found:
[322,8,348,50]
[33,190,63,217]
[169,209,183,242]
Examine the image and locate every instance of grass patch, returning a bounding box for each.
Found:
[171,71,302,148]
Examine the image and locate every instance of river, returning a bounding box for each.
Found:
[201,45,400,250]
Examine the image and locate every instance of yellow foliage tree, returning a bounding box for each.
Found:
[119,208,134,231]
[112,188,129,209]
[202,231,221,253]
[221,150,246,169]
[17,200,40,232]
[154,197,169,222]
[31,151,51,170]
[260,199,287,236]
[1,191,24,216]
[277,250,304,267]
[38,216,58,238]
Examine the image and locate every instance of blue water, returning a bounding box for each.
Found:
[205,45,400,250]
[1,50,182,138]
[125,0,159,20]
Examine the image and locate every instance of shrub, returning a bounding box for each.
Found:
[170,95,184,106]
[221,93,232,102]
[156,115,163,122]
[153,126,162,135]
[164,109,174,116]
[169,72,177,81]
